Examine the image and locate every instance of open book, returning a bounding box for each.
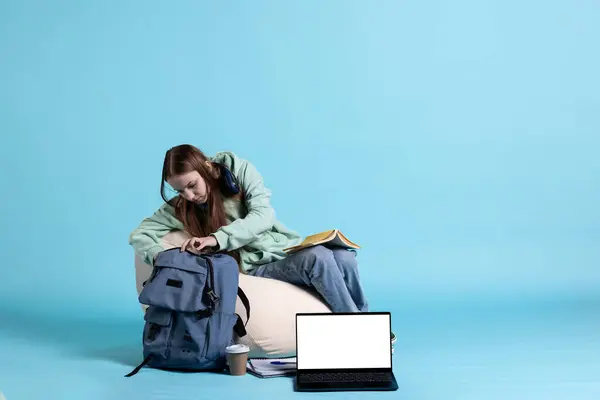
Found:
[283,229,360,254]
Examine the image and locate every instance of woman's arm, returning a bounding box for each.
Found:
[210,153,276,251]
[129,202,184,265]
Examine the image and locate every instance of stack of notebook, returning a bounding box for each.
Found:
[247,357,297,378]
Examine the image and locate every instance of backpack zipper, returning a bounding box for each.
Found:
[165,311,176,361]
[202,255,219,305]
[202,318,211,359]
[201,255,218,360]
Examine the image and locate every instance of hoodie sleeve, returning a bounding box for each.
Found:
[210,152,276,251]
[128,202,184,265]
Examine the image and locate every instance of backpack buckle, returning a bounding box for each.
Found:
[206,289,220,304]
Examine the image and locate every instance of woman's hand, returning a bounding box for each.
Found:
[180,236,218,254]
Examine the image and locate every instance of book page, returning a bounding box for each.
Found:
[328,235,354,248]
[300,230,335,246]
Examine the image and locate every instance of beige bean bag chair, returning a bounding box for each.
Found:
[134,230,331,358]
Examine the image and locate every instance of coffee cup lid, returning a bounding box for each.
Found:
[226,344,249,354]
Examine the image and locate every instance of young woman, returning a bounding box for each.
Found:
[129,144,369,313]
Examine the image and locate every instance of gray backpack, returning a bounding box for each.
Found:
[125,248,250,377]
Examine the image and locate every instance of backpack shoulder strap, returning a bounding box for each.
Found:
[233,287,250,337]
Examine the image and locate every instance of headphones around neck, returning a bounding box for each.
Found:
[218,164,240,196]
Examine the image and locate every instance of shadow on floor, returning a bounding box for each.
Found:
[81,344,143,367]
[0,306,144,367]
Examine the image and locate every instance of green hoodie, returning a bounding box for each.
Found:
[128,151,303,272]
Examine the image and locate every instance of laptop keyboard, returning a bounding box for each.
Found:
[299,371,393,383]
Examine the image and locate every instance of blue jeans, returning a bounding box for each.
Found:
[247,245,369,313]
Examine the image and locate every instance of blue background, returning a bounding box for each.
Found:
[1,1,598,399]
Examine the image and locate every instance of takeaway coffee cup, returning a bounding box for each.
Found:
[226,344,249,376]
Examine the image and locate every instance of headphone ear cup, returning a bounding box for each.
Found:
[220,165,240,195]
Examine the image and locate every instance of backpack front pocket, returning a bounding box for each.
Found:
[143,307,173,360]
[139,266,208,312]
[168,312,211,364]
[204,312,237,361]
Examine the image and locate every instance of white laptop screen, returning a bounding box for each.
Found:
[296,313,392,370]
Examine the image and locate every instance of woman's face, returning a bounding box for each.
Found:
[167,170,209,204]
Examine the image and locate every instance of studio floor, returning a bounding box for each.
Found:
[1,296,598,400]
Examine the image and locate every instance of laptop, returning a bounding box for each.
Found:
[295,312,398,392]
